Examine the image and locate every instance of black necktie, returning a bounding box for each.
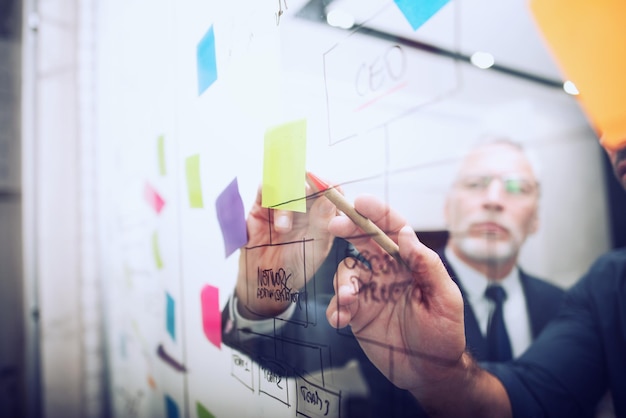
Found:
[485,285,513,362]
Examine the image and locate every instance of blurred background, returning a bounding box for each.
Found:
[1,0,624,417]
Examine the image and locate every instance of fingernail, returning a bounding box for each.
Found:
[330,311,338,327]
[339,284,356,297]
[275,214,291,230]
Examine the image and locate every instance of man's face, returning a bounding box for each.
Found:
[445,143,540,266]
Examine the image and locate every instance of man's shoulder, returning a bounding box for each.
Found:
[574,247,626,293]
[590,247,626,270]
[518,271,566,304]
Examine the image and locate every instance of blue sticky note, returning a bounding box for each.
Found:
[197,25,218,95]
[166,293,175,341]
[216,178,248,258]
[394,0,450,31]
[165,395,179,418]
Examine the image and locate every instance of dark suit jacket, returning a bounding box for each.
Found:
[488,248,626,417]
[437,248,566,362]
[222,238,565,417]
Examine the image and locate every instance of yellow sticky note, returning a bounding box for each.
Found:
[186,154,204,208]
[262,119,307,213]
[158,135,166,176]
[530,0,626,149]
[152,231,163,270]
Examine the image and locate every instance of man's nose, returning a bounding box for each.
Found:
[483,179,505,208]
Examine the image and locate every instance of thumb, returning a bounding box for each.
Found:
[398,225,452,295]
[398,226,439,278]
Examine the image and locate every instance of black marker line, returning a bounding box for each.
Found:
[156,344,187,373]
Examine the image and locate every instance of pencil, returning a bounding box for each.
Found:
[306,171,402,262]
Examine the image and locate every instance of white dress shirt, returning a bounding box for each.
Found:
[444,247,533,358]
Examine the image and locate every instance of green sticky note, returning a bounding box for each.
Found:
[196,402,215,418]
[152,231,163,270]
[262,119,307,213]
[158,135,166,176]
[186,154,204,208]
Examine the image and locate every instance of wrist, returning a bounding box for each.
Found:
[409,351,511,418]
[408,351,478,415]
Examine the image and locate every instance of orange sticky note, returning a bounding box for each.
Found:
[530,0,626,149]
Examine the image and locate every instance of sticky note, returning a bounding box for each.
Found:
[200,285,221,349]
[197,402,216,418]
[166,292,175,341]
[144,183,165,214]
[197,25,218,95]
[262,119,307,213]
[165,395,179,418]
[394,0,450,31]
[157,344,187,372]
[216,178,248,257]
[185,154,204,208]
[158,135,166,176]
[152,231,163,269]
[530,0,626,149]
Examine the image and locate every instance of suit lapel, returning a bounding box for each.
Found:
[520,271,546,338]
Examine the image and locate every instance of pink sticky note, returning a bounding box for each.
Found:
[200,285,221,349]
[144,182,165,214]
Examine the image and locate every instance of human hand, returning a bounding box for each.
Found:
[325,195,466,391]
[235,184,337,318]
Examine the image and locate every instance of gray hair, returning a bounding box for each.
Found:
[457,134,543,184]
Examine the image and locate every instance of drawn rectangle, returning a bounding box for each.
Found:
[241,240,317,327]
[295,374,341,418]
[258,360,290,406]
[323,16,458,144]
[231,349,254,391]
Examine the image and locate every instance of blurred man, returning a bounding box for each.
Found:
[440,139,563,362]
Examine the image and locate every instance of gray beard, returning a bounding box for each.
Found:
[454,237,518,265]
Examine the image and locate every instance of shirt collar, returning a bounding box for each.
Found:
[444,246,522,301]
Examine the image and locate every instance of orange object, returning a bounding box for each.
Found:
[305,171,330,193]
[529,0,626,150]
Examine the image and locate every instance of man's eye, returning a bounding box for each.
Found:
[505,179,532,195]
[464,178,487,189]
[465,182,481,190]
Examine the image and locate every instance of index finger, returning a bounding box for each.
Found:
[328,194,407,254]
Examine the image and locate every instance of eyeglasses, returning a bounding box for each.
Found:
[456,175,539,197]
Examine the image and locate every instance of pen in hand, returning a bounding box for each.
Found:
[305,172,403,264]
